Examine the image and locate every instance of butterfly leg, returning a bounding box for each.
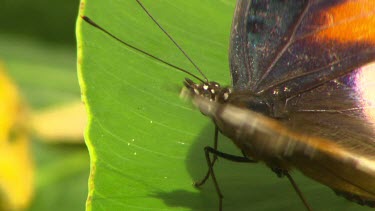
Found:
[271,167,313,211]
[194,127,220,187]
[194,126,257,187]
[197,145,257,211]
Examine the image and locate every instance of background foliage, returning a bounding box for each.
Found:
[0,0,89,210]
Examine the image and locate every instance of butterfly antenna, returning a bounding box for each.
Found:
[136,0,208,82]
[81,16,205,83]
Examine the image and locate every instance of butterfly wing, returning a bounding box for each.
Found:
[284,63,375,158]
[227,0,375,205]
[283,62,375,203]
[229,0,375,99]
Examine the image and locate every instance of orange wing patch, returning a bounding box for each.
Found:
[316,0,375,44]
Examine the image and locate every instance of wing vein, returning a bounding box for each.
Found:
[257,49,375,95]
[254,1,311,89]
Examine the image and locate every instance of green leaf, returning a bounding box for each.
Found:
[77,1,373,210]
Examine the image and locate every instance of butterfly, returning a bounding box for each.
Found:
[185,0,375,210]
[80,0,375,210]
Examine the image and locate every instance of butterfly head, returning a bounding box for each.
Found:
[183,78,232,103]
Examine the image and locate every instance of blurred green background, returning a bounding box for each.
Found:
[0,0,89,210]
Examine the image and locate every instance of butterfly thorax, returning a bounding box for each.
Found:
[226,91,273,117]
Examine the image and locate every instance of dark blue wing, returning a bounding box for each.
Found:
[229,0,375,100]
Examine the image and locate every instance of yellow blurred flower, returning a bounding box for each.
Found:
[0,62,34,210]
